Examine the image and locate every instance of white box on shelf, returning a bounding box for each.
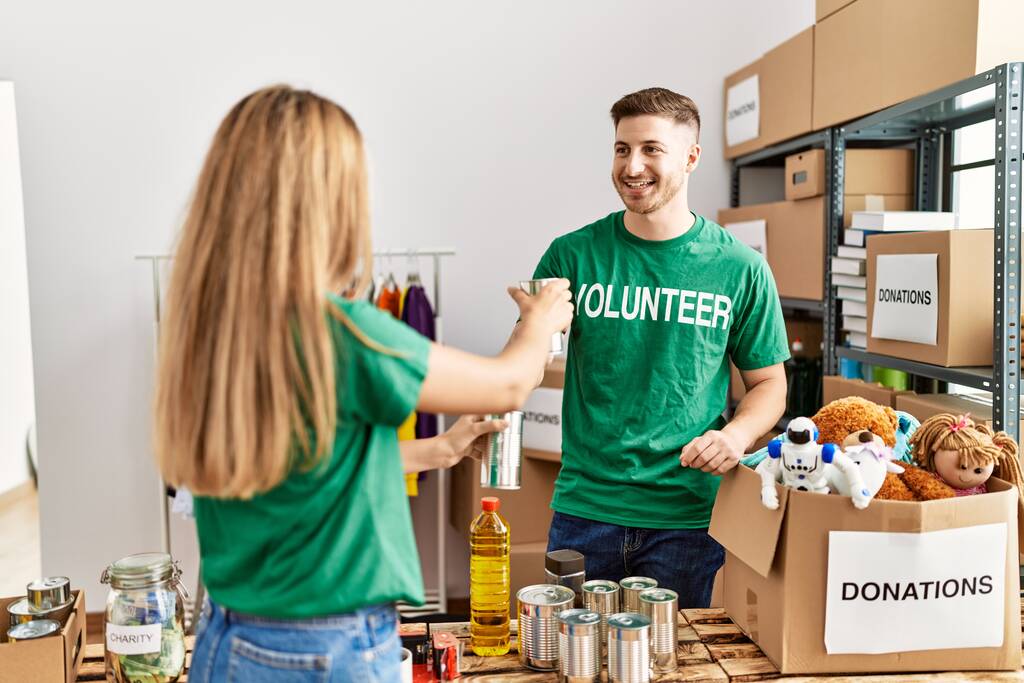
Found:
[832,257,866,275]
[842,300,868,317]
[833,274,866,288]
[851,211,957,231]
[837,286,867,302]
[837,245,867,259]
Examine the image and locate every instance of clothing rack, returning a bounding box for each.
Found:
[372,247,455,617]
[137,247,456,618]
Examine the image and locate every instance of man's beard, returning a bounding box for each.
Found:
[614,170,685,214]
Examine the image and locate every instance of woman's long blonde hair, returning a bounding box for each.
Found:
[154,85,371,498]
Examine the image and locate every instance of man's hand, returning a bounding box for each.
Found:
[680,429,744,475]
[438,415,508,468]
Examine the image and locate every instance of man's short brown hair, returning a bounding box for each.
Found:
[610,87,701,140]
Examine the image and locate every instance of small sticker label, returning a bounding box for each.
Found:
[106,623,162,655]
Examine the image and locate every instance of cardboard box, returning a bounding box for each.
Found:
[866,230,994,367]
[723,27,814,159]
[539,358,565,390]
[845,149,915,196]
[784,148,914,203]
[814,0,1024,129]
[0,590,86,683]
[510,541,549,602]
[823,375,914,408]
[784,149,825,201]
[451,455,559,543]
[843,194,913,228]
[896,392,994,428]
[709,465,1023,674]
[718,196,825,301]
[816,0,855,21]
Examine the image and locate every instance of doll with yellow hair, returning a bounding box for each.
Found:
[909,413,1024,501]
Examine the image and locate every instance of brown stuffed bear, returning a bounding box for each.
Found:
[812,396,955,501]
[812,396,899,447]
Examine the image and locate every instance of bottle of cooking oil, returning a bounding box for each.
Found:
[470,496,511,656]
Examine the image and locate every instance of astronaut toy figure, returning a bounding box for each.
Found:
[756,416,871,510]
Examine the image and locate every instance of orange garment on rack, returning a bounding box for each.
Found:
[376,284,402,319]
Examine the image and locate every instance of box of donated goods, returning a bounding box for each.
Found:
[709,465,1023,673]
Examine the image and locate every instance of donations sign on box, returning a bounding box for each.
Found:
[521,387,562,453]
[870,253,938,345]
[824,523,1007,654]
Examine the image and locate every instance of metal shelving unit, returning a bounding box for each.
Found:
[728,63,1023,442]
[829,63,1022,441]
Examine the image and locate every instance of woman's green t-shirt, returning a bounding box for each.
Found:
[193,295,430,618]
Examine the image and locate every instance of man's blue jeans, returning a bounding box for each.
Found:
[547,511,725,608]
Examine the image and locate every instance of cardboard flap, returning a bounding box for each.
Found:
[710,465,787,577]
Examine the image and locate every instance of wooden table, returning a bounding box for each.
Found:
[76,608,1024,681]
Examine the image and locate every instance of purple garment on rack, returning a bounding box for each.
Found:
[402,284,438,439]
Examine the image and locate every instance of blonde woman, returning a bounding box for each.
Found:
[154,85,572,682]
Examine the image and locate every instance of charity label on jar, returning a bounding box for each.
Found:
[106,622,162,655]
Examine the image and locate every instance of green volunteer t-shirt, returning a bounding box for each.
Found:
[534,211,788,529]
[193,295,430,618]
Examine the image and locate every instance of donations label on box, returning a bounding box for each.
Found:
[521,387,562,453]
[825,523,1007,654]
[725,75,759,146]
[871,253,938,345]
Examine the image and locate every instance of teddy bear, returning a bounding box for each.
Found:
[811,396,955,501]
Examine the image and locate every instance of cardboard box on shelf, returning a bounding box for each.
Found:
[710,465,1023,674]
[783,148,914,203]
[718,196,825,301]
[723,27,814,159]
[0,590,86,683]
[866,229,994,367]
[843,194,913,228]
[823,375,914,408]
[816,0,856,21]
[784,149,825,200]
[451,455,558,544]
[814,0,1024,129]
[896,392,994,428]
[845,149,915,196]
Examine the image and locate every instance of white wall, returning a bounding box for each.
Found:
[2,0,813,611]
[0,83,35,498]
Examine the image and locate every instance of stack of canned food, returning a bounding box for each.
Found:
[517,575,678,683]
[6,576,74,643]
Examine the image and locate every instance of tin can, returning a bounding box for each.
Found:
[557,609,601,683]
[581,580,619,658]
[480,411,523,490]
[7,597,73,627]
[517,584,575,671]
[519,279,566,355]
[544,549,585,607]
[27,576,71,610]
[607,613,651,683]
[639,587,678,673]
[7,619,60,642]
[618,577,657,613]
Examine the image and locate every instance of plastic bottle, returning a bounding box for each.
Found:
[470,496,511,656]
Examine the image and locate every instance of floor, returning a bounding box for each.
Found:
[0,482,41,599]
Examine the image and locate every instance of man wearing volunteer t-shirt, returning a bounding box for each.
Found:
[532,87,789,607]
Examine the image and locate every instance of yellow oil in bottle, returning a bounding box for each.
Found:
[470,496,510,656]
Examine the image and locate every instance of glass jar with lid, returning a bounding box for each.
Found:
[100,552,188,683]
